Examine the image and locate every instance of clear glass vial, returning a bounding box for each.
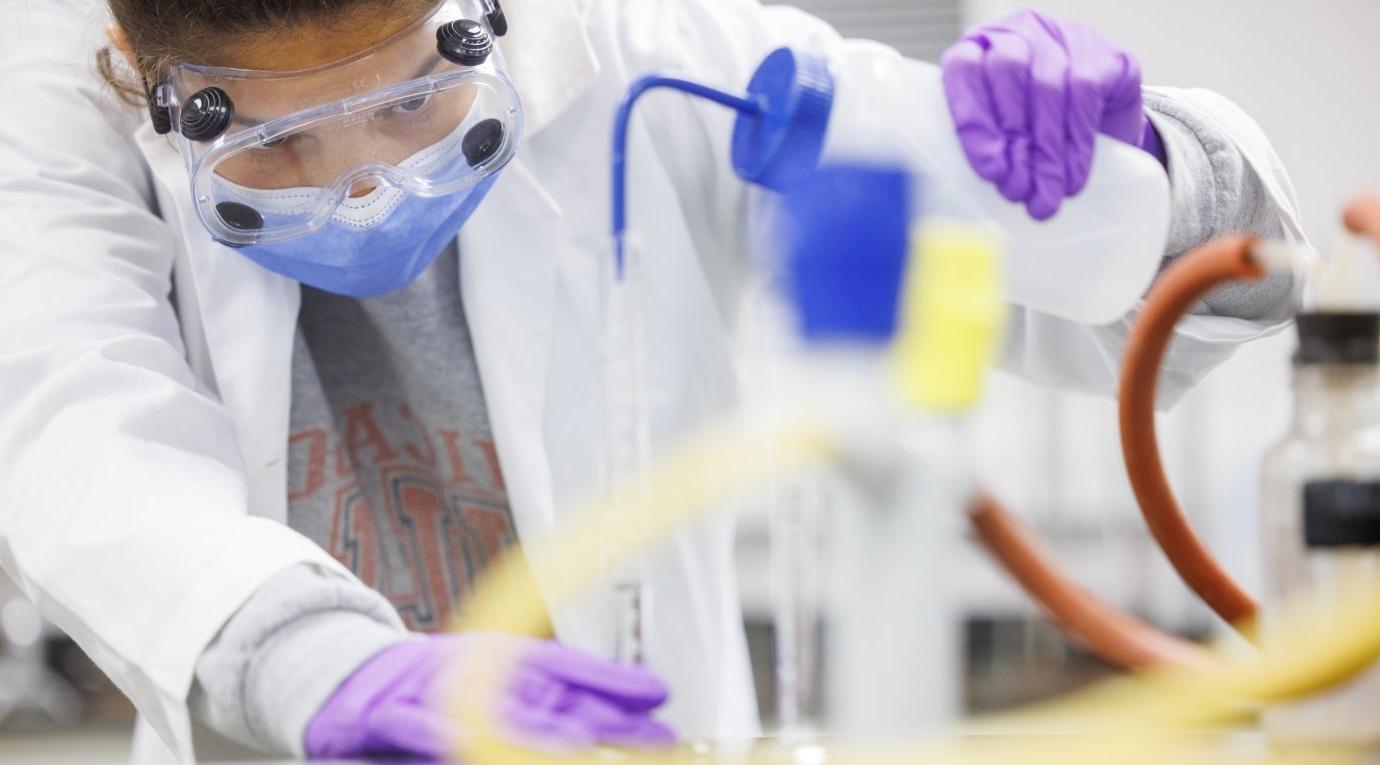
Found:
[1261,312,1380,744]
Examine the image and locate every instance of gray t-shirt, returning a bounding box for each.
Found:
[286,247,517,632]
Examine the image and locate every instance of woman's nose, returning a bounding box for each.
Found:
[313,133,396,194]
[348,178,378,198]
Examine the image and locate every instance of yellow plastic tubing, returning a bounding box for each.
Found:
[449,405,1380,762]
[448,222,1380,764]
[448,409,1380,765]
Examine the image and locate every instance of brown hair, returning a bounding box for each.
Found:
[101,0,433,106]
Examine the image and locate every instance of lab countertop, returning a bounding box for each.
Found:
[219,735,1380,765]
[8,727,1380,765]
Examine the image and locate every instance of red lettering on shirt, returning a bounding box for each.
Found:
[390,475,456,629]
[330,482,379,586]
[459,501,515,562]
[294,400,516,632]
[476,439,506,493]
[438,429,477,486]
[288,428,328,501]
[339,402,399,474]
[398,403,438,469]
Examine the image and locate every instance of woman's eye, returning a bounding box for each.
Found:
[394,95,433,114]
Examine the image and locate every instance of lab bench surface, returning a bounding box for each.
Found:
[10,729,1380,765]
[203,734,1380,764]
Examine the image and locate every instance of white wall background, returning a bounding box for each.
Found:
[960,0,1380,628]
[783,0,960,60]
[965,0,1380,246]
[760,1,1380,633]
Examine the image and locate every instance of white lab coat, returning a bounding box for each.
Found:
[0,0,1304,763]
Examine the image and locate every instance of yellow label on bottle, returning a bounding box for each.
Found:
[893,222,1006,412]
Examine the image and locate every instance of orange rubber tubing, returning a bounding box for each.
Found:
[971,494,1215,670]
[1119,234,1264,627]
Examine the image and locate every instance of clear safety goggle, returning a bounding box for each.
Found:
[154,0,521,246]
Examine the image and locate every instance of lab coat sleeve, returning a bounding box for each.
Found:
[1146,90,1294,322]
[0,3,358,760]
[999,87,1304,405]
[190,565,406,755]
[616,1,1304,405]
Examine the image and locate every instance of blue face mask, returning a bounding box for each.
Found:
[230,174,499,298]
[167,1,523,298]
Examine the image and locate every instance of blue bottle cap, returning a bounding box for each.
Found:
[731,48,835,192]
[780,164,914,345]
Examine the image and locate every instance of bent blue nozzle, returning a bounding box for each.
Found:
[610,48,835,279]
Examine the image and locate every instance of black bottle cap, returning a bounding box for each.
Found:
[1294,313,1380,366]
[462,118,505,166]
[180,87,235,142]
[216,201,263,232]
[437,20,493,66]
[1305,480,1380,548]
[486,1,508,37]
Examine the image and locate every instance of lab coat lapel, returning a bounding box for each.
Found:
[462,0,600,536]
[133,126,301,525]
[190,253,299,525]
[459,157,563,537]
[498,0,600,139]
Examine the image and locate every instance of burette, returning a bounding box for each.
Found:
[603,75,768,664]
[603,55,833,676]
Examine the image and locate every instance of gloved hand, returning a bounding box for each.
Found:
[940,8,1168,220]
[304,633,676,759]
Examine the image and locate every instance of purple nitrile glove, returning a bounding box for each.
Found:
[303,633,676,760]
[941,8,1168,221]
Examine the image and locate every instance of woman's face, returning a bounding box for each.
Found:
[215,6,421,71]
[176,3,482,191]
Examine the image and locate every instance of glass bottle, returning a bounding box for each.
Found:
[1261,312,1380,744]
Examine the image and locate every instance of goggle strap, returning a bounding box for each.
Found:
[144,73,173,135]
[483,0,508,36]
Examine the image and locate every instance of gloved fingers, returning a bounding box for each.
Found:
[366,702,457,759]
[560,687,661,731]
[1062,68,1102,197]
[511,671,649,729]
[509,665,571,709]
[503,690,676,750]
[941,39,1009,183]
[1022,28,1071,220]
[1096,51,1146,144]
[303,639,438,759]
[501,697,600,751]
[1056,21,1144,145]
[998,7,1061,38]
[555,690,678,749]
[584,683,669,714]
[596,716,679,748]
[521,642,670,707]
[978,30,1035,204]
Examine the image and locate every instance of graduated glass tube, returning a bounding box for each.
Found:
[772,478,825,742]
[740,283,827,741]
[1261,317,1380,743]
[603,72,765,666]
[601,233,653,664]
